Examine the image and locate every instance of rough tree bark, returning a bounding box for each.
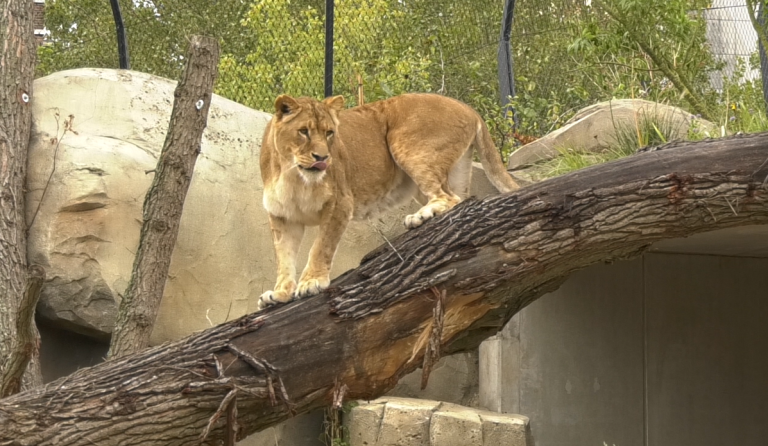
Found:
[0,265,44,398]
[108,35,220,359]
[0,134,766,445]
[0,0,43,391]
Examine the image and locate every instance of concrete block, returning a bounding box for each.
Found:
[429,403,482,446]
[347,401,386,446]
[479,316,520,413]
[348,397,530,446]
[478,410,528,446]
[376,398,440,446]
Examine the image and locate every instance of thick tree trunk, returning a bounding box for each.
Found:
[0,265,44,398]
[0,134,767,445]
[108,36,220,359]
[0,0,43,391]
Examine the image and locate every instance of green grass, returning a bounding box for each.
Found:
[536,101,768,179]
[540,108,684,178]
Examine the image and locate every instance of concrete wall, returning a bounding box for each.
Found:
[480,252,768,446]
[39,324,109,382]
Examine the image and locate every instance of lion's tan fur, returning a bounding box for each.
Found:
[258,93,519,308]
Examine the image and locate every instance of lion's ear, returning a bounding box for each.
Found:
[275,95,300,121]
[322,95,345,113]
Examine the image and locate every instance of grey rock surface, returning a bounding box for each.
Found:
[507,99,715,170]
[27,68,271,340]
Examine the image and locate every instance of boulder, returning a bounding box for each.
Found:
[26,68,417,342]
[507,99,715,170]
[345,397,529,446]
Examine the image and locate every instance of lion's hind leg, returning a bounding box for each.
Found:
[390,136,473,228]
[404,186,460,229]
[396,162,463,229]
[447,145,474,199]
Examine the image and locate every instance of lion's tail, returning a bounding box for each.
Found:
[474,119,520,193]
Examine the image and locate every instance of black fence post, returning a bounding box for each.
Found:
[109,0,130,70]
[324,0,334,97]
[498,0,516,122]
[759,3,768,114]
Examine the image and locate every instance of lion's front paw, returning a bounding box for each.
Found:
[257,289,293,311]
[294,277,331,298]
[404,207,436,229]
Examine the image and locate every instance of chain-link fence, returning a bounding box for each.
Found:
[703,0,762,90]
[218,0,505,113]
[504,0,768,138]
[40,0,768,151]
[40,0,509,141]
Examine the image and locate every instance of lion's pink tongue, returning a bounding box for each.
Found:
[311,161,328,171]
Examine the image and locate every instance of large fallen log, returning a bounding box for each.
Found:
[1,134,767,445]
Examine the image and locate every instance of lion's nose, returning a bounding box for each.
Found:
[312,153,329,162]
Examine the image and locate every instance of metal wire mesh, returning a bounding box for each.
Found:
[39,0,768,146]
[703,0,762,90]
[39,0,506,119]
[263,0,506,110]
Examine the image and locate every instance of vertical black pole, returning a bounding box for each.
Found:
[109,0,130,69]
[324,0,334,97]
[759,3,768,114]
[497,0,516,124]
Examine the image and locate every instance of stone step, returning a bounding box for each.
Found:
[345,397,529,446]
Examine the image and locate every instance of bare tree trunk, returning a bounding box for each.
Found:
[0,265,44,397]
[108,35,220,359]
[0,134,767,445]
[0,0,43,391]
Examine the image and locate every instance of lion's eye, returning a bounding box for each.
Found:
[326,130,334,138]
[299,128,309,136]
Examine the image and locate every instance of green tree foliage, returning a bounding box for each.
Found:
[216,0,506,112]
[510,0,717,135]
[39,0,506,139]
[38,0,254,79]
[216,0,435,110]
[40,0,760,155]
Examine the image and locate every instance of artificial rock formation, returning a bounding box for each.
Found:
[25,68,416,343]
[26,68,270,340]
[507,98,715,169]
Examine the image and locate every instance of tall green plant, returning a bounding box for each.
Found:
[509,0,717,138]
[590,0,714,119]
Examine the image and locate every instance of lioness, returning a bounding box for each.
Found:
[257,93,519,309]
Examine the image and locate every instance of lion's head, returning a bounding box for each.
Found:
[272,94,345,182]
